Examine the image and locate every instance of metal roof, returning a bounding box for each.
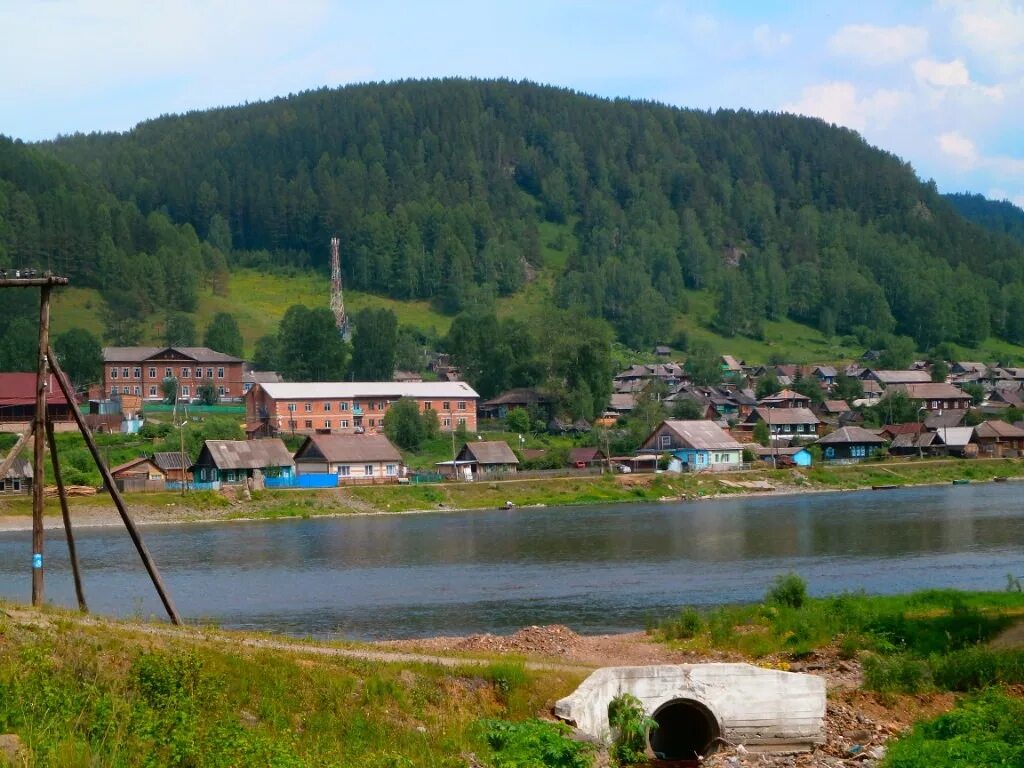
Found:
[254,381,479,400]
[0,454,31,480]
[153,451,191,471]
[816,426,886,445]
[750,407,821,425]
[974,420,1024,439]
[460,441,519,465]
[199,439,294,470]
[103,346,244,363]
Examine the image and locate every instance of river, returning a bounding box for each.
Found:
[0,483,1022,639]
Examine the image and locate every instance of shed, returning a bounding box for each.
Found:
[293,433,403,482]
[109,457,166,492]
[153,451,192,484]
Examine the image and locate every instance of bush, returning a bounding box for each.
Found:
[930,648,1024,691]
[660,608,703,640]
[862,653,933,693]
[766,572,807,609]
[608,693,656,766]
[480,718,593,768]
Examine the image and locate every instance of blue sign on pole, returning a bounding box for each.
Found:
[32,553,42,569]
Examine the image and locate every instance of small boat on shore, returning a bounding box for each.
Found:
[871,484,898,490]
[994,477,1009,483]
[952,479,970,485]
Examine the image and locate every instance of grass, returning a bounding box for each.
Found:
[0,605,583,768]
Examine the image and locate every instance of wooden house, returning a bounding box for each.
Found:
[440,441,519,479]
[759,389,812,409]
[641,420,744,472]
[190,439,294,488]
[153,452,192,485]
[109,457,166,492]
[568,447,606,469]
[972,421,1024,457]
[742,407,821,439]
[815,427,886,462]
[293,433,403,483]
[0,373,73,432]
[0,455,31,494]
[888,383,973,411]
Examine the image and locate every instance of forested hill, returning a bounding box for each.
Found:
[944,192,1024,246]
[15,78,1024,350]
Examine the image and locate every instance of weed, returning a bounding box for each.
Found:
[608,693,656,766]
[862,653,933,693]
[766,572,808,609]
[479,718,593,768]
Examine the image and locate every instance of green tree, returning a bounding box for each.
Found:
[753,420,770,447]
[833,373,863,403]
[671,397,704,419]
[161,377,178,404]
[756,373,781,400]
[204,312,243,357]
[505,408,531,434]
[276,305,348,381]
[164,313,196,347]
[350,308,398,380]
[685,342,721,386]
[53,328,103,387]
[382,398,426,450]
[196,382,219,405]
[0,317,38,372]
[930,359,950,383]
[252,334,280,371]
[962,382,985,406]
[878,334,917,370]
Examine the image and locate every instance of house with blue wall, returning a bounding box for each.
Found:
[641,420,745,472]
[190,438,294,489]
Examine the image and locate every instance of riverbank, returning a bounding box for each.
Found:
[1,456,1022,531]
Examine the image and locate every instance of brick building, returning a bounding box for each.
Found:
[245,381,479,436]
[102,347,246,402]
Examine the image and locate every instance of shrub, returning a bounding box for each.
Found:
[608,693,656,766]
[766,572,807,609]
[930,648,1024,691]
[480,718,593,768]
[662,608,703,640]
[862,653,932,693]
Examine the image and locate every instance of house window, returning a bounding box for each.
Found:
[364,464,374,476]
[181,367,190,379]
[12,478,20,492]
[148,367,156,378]
[287,403,297,412]
[340,420,349,428]
[324,402,332,412]
[217,367,225,378]
[122,367,129,378]
[206,368,214,379]
[659,435,671,449]
[931,400,938,409]
[852,445,866,458]
[149,386,157,397]
[110,368,118,379]
[458,401,467,410]
[386,464,397,476]
[369,419,376,427]
[339,402,348,411]
[825,447,835,459]
[218,386,225,396]
[133,367,141,379]
[442,417,451,427]
[243,382,252,393]
[338,466,350,477]
[324,420,331,429]
[304,420,313,429]
[424,401,432,410]
[165,367,172,378]
[226,470,236,482]
[458,417,466,426]
[304,402,313,412]
[181,386,190,398]
[110,386,118,395]
[443,401,451,410]
[134,386,140,395]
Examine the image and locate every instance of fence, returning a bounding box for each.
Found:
[467,467,604,482]
[264,473,340,489]
[143,404,246,415]
[114,478,166,493]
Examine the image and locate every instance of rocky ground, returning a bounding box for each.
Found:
[381,626,957,768]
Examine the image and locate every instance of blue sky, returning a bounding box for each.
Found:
[2,1,1023,206]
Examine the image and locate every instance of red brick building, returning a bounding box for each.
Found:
[245,381,479,436]
[102,347,246,402]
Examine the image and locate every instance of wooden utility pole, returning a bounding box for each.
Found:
[46,417,87,612]
[31,283,51,605]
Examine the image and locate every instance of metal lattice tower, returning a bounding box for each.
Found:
[330,236,351,341]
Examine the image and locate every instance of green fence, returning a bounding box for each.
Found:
[143,404,246,415]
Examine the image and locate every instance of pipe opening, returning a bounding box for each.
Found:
[649,698,720,762]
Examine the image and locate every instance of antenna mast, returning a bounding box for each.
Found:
[330,236,351,341]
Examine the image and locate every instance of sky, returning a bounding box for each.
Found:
[2,0,1024,206]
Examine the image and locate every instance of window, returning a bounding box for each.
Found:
[931,400,938,409]
[287,403,297,412]
[133,367,141,379]
[217,367,225,378]
[364,465,374,476]
[369,419,376,427]
[134,386,140,395]
[148,367,156,378]
[339,402,349,411]
[149,386,157,397]
[304,402,313,412]
[218,386,225,396]
[243,382,253,393]
[458,417,466,426]
[206,367,213,379]
[338,466,350,477]
[340,420,349,428]
[181,367,190,379]
[386,464,397,476]
[122,367,129,378]
[305,420,313,429]
[458,401,467,410]
[852,445,866,458]
[825,447,836,459]
[442,417,451,427]
[226,470,236,483]
[110,386,118,395]
[659,434,671,449]
[110,368,118,379]
[443,401,451,410]
[12,478,20,492]
[323,402,332,412]
[165,367,173,378]
[181,386,190,398]
[323,420,331,429]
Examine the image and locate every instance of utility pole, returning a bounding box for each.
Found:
[32,281,52,605]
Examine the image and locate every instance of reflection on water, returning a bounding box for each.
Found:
[0,483,1022,639]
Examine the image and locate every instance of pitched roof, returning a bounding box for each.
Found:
[252,381,479,400]
[760,388,810,403]
[103,346,244,363]
[813,365,838,378]
[751,445,809,457]
[0,454,31,480]
[871,370,933,385]
[658,420,744,451]
[569,447,604,464]
[937,427,974,447]
[109,456,164,476]
[973,420,1024,439]
[817,426,887,445]
[890,432,939,449]
[749,407,821,425]
[608,393,636,411]
[481,388,552,407]
[821,399,850,413]
[890,383,971,400]
[0,373,70,407]
[294,433,402,463]
[198,439,294,470]
[153,451,191,471]
[461,441,519,465]
[925,410,967,429]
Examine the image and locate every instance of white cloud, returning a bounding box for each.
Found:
[952,0,1024,75]
[828,24,928,66]
[914,58,970,88]
[753,24,792,55]
[938,131,978,166]
[782,82,906,132]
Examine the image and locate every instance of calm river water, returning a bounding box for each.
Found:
[1,483,1022,639]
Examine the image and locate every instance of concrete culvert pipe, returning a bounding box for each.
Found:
[649,698,720,761]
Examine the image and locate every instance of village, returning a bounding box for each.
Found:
[3,341,1023,499]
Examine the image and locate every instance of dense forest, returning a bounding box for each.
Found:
[944,192,1024,247]
[4,79,1024,358]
